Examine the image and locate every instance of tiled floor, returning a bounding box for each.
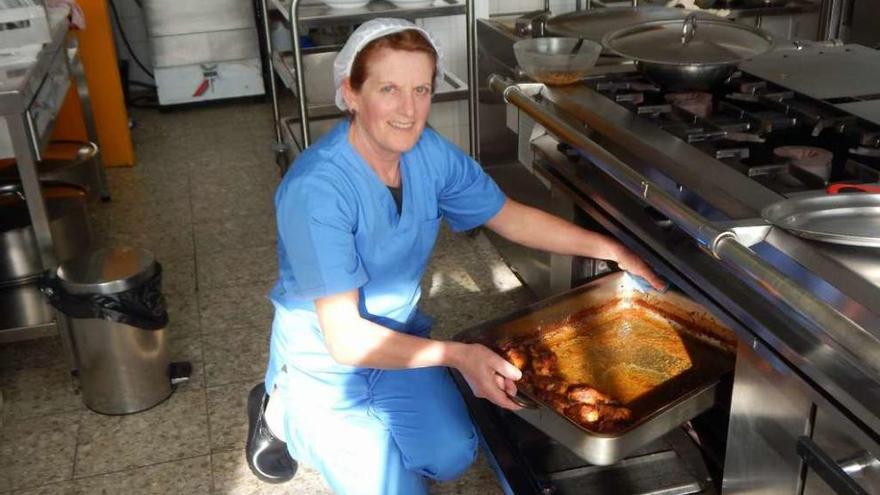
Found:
[0,101,535,494]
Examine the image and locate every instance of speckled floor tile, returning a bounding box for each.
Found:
[198,282,275,335]
[194,214,277,256]
[430,454,505,495]
[196,246,278,291]
[422,287,536,341]
[165,290,200,340]
[9,455,213,495]
[89,197,193,235]
[211,449,332,495]
[0,412,79,491]
[74,455,211,494]
[202,325,270,387]
[74,388,209,478]
[206,381,254,451]
[159,255,196,295]
[8,482,69,494]
[0,364,81,420]
[207,449,501,495]
[0,337,64,371]
[91,225,194,270]
[169,336,205,390]
[423,251,523,299]
[101,170,190,209]
[190,172,275,225]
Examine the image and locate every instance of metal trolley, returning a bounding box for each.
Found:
[255,0,480,171]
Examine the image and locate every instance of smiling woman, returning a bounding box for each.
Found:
[245,16,663,495]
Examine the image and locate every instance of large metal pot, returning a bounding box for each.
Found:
[602,14,774,90]
[0,181,92,283]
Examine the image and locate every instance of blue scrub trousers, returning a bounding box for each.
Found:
[272,356,478,494]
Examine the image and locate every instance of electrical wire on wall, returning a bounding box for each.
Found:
[108,0,158,108]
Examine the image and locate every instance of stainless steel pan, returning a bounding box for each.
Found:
[762,187,880,247]
[454,272,736,465]
[543,7,719,47]
[602,14,774,90]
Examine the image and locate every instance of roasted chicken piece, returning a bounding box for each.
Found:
[541,393,570,413]
[565,403,601,424]
[529,347,557,377]
[567,384,617,406]
[498,340,633,433]
[565,402,633,430]
[531,375,570,396]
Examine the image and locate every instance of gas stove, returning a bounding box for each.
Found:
[585,71,880,195]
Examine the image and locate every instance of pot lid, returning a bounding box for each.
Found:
[602,15,774,66]
[545,7,718,45]
[57,247,157,295]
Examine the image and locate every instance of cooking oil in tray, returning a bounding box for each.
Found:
[535,302,735,416]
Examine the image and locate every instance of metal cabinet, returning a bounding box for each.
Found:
[723,338,880,495]
[722,340,814,494]
[803,407,880,494]
[258,0,477,171]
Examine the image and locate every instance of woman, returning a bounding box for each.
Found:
[246,18,663,494]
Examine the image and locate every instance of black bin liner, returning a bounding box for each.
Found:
[41,263,168,330]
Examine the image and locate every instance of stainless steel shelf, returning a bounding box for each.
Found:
[270,0,465,26]
[272,49,468,101]
[271,50,297,94]
[280,113,344,155]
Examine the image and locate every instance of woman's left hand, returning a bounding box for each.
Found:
[613,245,666,291]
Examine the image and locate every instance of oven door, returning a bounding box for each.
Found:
[802,407,880,494]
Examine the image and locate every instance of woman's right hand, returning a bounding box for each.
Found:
[449,342,523,410]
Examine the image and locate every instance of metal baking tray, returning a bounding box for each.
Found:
[454,272,736,466]
[762,193,880,247]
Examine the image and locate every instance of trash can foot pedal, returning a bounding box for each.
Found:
[170,361,192,385]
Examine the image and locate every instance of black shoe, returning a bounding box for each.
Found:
[246,382,298,483]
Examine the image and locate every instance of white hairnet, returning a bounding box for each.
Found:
[333,18,444,111]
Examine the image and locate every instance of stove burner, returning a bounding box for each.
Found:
[774,146,834,183]
[586,72,880,194]
[665,92,713,119]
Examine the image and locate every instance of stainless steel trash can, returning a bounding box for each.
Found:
[55,247,172,414]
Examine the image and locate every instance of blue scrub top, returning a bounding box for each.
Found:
[266,120,506,381]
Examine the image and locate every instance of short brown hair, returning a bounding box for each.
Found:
[348,29,438,92]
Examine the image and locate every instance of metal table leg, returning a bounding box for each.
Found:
[6,113,78,372]
[68,43,111,202]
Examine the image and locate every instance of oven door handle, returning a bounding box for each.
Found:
[797,436,870,495]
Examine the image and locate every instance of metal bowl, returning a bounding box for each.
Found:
[514,37,602,86]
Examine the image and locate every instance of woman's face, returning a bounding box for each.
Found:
[343,47,434,159]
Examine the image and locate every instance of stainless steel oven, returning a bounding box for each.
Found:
[471,14,880,495]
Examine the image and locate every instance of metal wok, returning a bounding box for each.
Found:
[602,14,774,90]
